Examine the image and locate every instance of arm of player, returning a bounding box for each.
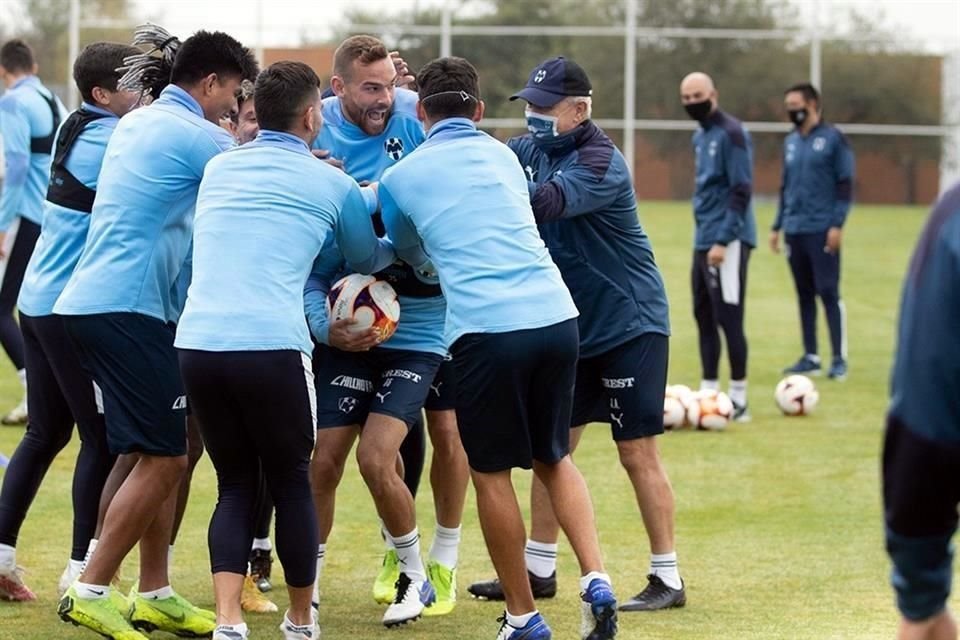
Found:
[304,251,339,345]
[0,99,31,232]
[831,133,855,229]
[380,182,431,271]
[718,132,753,246]
[527,162,623,223]
[336,184,395,275]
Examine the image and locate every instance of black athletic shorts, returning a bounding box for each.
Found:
[423,354,457,412]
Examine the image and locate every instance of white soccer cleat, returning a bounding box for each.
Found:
[382,573,436,627]
[59,561,83,597]
[1,397,28,425]
[279,612,321,639]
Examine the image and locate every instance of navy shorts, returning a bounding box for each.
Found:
[314,345,443,429]
[64,312,187,457]
[423,355,456,412]
[451,318,579,473]
[571,332,669,440]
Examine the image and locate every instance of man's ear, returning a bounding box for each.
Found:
[473,99,485,123]
[415,99,427,123]
[203,73,219,96]
[91,85,110,107]
[331,75,345,97]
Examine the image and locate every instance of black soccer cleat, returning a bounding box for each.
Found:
[467,570,557,601]
[618,574,686,612]
[249,548,273,593]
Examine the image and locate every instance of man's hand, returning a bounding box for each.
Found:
[824,226,842,254]
[769,230,781,254]
[312,149,344,171]
[328,318,380,352]
[707,243,726,267]
[390,51,415,89]
[897,608,957,640]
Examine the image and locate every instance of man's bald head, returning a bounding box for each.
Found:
[680,71,718,121]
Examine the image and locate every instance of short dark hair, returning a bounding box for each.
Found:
[333,35,389,80]
[784,82,820,105]
[170,30,258,87]
[254,61,320,132]
[0,39,35,74]
[417,57,480,120]
[73,42,140,104]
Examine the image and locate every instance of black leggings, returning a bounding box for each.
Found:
[180,349,318,588]
[0,314,112,560]
[0,218,41,371]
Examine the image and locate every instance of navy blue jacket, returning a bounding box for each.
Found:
[508,121,670,359]
[774,121,854,234]
[691,110,757,249]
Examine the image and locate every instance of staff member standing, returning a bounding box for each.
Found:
[771,82,854,381]
[679,72,756,420]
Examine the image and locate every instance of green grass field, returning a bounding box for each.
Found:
[0,201,953,639]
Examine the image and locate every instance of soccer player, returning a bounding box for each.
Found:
[883,182,960,640]
[679,71,756,420]
[0,41,139,603]
[54,31,258,640]
[467,56,684,612]
[0,38,68,424]
[381,55,617,640]
[177,60,392,640]
[771,82,854,381]
[306,34,468,621]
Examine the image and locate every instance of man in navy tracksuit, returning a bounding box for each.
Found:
[679,72,756,419]
[469,56,684,613]
[883,182,960,640]
[771,82,854,380]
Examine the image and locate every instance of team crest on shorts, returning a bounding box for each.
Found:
[385,138,404,160]
[338,397,358,414]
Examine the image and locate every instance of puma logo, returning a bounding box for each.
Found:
[611,412,624,429]
[376,391,392,404]
[430,382,442,396]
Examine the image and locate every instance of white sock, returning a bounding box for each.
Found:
[700,379,719,392]
[75,581,110,600]
[139,585,174,599]
[380,520,395,551]
[650,551,682,590]
[806,353,821,363]
[81,538,97,572]
[252,537,272,552]
[68,558,84,575]
[524,540,557,579]
[389,528,425,581]
[313,544,325,603]
[579,571,611,591]
[284,610,316,629]
[167,545,174,568]
[16,368,26,389]
[506,610,537,628]
[0,543,15,571]
[215,623,248,638]
[428,524,461,570]
[729,379,747,407]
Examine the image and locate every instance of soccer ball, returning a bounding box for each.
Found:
[326,274,400,343]
[775,375,819,416]
[690,389,733,431]
[664,385,695,430]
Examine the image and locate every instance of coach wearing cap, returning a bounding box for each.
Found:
[467,56,685,612]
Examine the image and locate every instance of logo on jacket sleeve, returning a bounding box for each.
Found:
[385,137,404,160]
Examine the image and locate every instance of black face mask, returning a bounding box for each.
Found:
[788,108,808,127]
[684,99,712,122]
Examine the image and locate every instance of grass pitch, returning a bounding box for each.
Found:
[0,201,953,639]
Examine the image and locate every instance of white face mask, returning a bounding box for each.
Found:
[525,109,560,139]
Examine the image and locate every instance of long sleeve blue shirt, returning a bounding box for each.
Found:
[0,75,67,231]
[19,103,117,317]
[691,109,757,249]
[54,85,234,324]
[774,121,855,233]
[304,88,446,356]
[174,130,393,356]
[381,118,578,348]
[507,122,669,358]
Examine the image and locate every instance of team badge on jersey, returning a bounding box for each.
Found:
[385,137,404,160]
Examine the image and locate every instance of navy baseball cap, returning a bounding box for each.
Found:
[510,56,593,107]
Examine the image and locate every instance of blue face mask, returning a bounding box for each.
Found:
[525,110,560,139]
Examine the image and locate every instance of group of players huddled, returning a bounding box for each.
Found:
[0,25,686,640]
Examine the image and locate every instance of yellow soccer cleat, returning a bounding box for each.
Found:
[242,574,278,613]
[373,549,400,605]
[129,590,217,637]
[423,560,457,616]
[58,586,148,640]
